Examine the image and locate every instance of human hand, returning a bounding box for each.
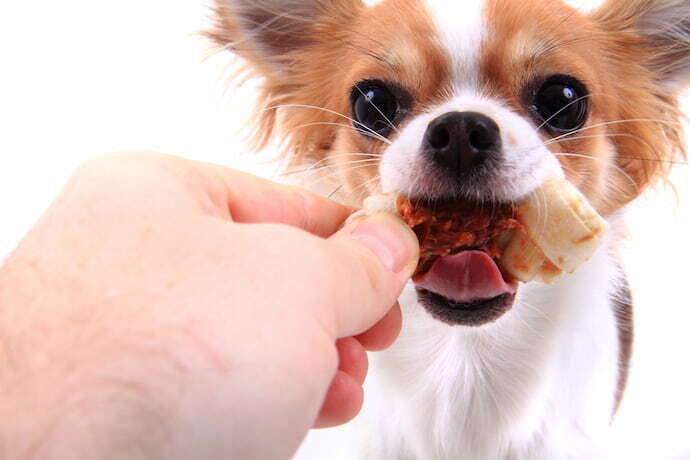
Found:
[0,152,419,459]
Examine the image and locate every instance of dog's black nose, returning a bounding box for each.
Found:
[423,111,501,175]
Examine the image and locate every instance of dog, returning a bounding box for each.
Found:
[207,0,689,457]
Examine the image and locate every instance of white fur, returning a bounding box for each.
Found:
[381,0,564,203]
[423,0,486,92]
[380,95,564,202]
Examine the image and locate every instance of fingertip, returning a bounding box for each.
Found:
[355,302,402,351]
[313,371,364,429]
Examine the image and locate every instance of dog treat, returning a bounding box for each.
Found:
[354,179,608,284]
[516,178,609,274]
[499,179,609,282]
[354,194,521,278]
[396,196,522,277]
[500,230,554,283]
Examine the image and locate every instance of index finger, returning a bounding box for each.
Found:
[194,162,355,237]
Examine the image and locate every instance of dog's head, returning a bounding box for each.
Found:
[209,0,689,324]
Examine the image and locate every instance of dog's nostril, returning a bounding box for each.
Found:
[423,111,502,176]
[429,125,451,150]
[469,127,496,151]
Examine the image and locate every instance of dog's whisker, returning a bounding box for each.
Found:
[355,176,382,202]
[299,161,381,190]
[546,131,665,166]
[505,117,682,158]
[553,131,670,182]
[553,152,640,196]
[263,103,392,144]
[337,175,382,203]
[546,117,681,145]
[544,134,688,166]
[286,121,392,145]
[328,184,345,200]
[535,92,677,135]
[277,154,382,178]
[293,159,381,188]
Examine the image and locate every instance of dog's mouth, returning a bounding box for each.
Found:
[413,250,517,326]
[395,196,521,326]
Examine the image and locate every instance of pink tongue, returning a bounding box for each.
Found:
[414,251,517,303]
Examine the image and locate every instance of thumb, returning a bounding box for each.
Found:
[325,212,419,338]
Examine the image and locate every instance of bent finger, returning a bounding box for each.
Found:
[192,162,354,236]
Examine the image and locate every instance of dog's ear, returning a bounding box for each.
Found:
[208,0,363,78]
[587,0,688,209]
[206,0,366,157]
[592,0,689,91]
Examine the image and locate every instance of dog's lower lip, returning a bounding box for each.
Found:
[415,288,517,326]
[441,295,505,310]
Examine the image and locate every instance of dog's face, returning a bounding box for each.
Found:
[210,0,687,209]
[331,0,618,209]
[210,0,688,324]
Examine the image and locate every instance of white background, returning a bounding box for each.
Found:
[0,1,688,458]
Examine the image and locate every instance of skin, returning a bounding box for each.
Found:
[0,152,419,460]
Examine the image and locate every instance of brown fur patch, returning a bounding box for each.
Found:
[207,0,365,159]
[325,0,453,203]
[208,0,453,205]
[481,0,686,215]
[209,0,686,211]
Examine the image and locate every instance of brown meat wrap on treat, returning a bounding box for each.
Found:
[395,196,522,278]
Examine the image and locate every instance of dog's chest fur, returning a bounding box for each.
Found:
[297,219,625,460]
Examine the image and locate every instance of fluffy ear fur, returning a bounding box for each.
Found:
[592,0,690,90]
[587,0,688,205]
[208,1,357,76]
[207,0,364,155]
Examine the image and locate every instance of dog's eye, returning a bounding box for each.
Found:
[351,81,398,136]
[531,75,588,133]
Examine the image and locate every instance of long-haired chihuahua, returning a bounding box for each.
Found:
[207,0,689,457]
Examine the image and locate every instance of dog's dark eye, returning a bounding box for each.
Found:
[351,81,398,136]
[531,75,588,133]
